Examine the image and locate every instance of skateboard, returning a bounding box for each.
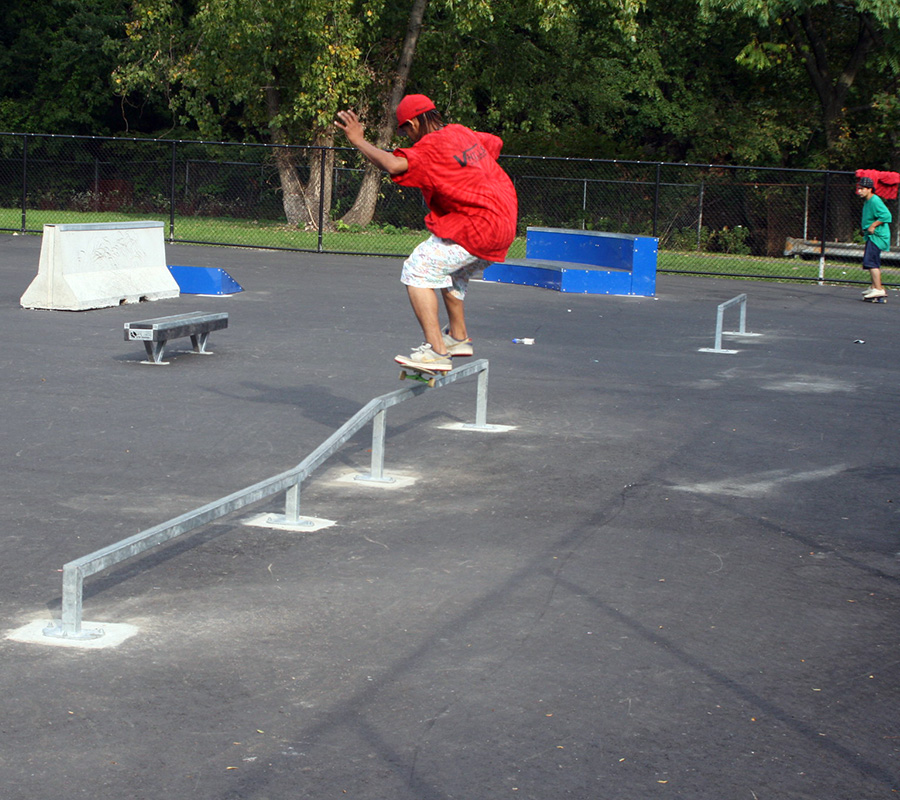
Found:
[398,364,447,386]
[862,295,887,303]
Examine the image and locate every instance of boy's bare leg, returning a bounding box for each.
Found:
[441,288,468,341]
[406,285,448,354]
[870,267,884,291]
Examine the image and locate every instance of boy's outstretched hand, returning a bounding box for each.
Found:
[335,110,365,146]
[334,108,409,175]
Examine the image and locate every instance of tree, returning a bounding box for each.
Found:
[616,0,814,164]
[336,0,589,226]
[337,0,428,227]
[699,0,900,165]
[0,0,139,135]
[115,0,600,228]
[115,0,382,227]
[403,0,808,165]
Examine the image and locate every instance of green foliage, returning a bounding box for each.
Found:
[661,224,751,254]
[663,226,713,251]
[0,0,137,134]
[709,224,751,254]
[115,0,384,142]
[334,219,419,235]
[699,0,900,166]
[0,0,896,173]
[413,0,643,144]
[517,213,546,235]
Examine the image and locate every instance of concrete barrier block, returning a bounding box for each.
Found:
[20,221,180,311]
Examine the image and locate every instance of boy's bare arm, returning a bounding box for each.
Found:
[335,110,408,175]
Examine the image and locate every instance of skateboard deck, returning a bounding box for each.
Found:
[863,295,887,303]
[398,364,448,386]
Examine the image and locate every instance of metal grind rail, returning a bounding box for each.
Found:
[44,359,495,640]
[698,293,762,354]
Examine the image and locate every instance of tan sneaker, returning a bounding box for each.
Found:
[441,325,474,357]
[863,287,887,300]
[395,343,452,371]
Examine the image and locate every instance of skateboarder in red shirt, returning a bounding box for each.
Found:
[336,95,518,372]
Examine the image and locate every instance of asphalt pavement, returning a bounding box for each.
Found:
[1,232,897,799]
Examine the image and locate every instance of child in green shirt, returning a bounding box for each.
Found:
[856,176,892,301]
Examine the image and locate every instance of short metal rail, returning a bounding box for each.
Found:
[124,311,229,364]
[44,359,496,640]
[698,293,761,354]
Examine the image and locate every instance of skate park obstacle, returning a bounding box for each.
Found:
[483,226,657,296]
[698,293,762,354]
[20,221,179,311]
[41,359,503,641]
[167,265,243,295]
[124,311,229,364]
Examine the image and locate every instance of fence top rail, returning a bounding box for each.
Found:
[500,154,857,177]
[0,130,858,177]
[0,130,328,153]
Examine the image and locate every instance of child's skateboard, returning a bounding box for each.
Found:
[398,364,447,387]
[863,294,887,303]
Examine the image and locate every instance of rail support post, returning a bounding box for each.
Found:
[42,564,103,641]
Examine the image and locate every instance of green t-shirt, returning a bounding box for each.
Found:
[862,194,892,252]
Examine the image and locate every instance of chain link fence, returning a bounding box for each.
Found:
[1,132,897,286]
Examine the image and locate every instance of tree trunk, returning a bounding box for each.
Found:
[308,132,336,231]
[785,11,876,154]
[272,145,313,227]
[340,0,429,227]
[267,85,321,228]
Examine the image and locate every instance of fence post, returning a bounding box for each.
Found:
[20,134,28,233]
[582,179,587,229]
[317,146,326,253]
[697,181,705,249]
[652,162,661,237]
[169,141,177,241]
[818,171,831,285]
[803,185,810,240]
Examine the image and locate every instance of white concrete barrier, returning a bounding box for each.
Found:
[20,221,179,311]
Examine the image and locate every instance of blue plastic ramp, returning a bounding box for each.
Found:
[167,266,243,295]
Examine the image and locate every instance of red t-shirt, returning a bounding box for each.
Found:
[392,124,518,262]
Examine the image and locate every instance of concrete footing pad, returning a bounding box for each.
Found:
[6,620,139,649]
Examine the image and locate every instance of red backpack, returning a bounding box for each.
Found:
[856,169,900,200]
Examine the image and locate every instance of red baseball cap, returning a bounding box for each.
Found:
[396,94,436,127]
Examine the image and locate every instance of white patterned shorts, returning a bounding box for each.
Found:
[401,234,490,300]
